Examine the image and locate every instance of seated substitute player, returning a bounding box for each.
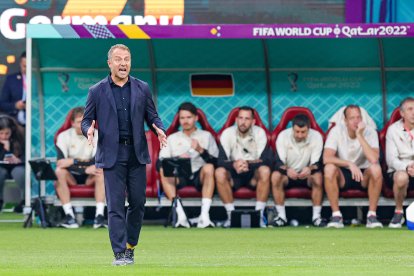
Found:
[271,114,326,227]
[386,97,414,228]
[158,102,219,228]
[215,106,273,227]
[55,107,106,229]
[324,105,383,228]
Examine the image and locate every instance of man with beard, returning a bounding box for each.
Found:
[271,114,325,227]
[324,105,383,228]
[215,106,272,227]
[159,102,219,228]
[386,97,414,228]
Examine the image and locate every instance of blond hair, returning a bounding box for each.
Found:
[107,44,130,60]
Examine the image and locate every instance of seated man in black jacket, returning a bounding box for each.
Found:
[55,107,106,229]
[159,102,219,228]
[215,106,273,227]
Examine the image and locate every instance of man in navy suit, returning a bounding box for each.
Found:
[81,44,167,266]
[0,52,26,126]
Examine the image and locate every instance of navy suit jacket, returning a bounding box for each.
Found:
[0,72,23,117]
[81,76,165,169]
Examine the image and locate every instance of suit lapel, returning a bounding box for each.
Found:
[130,78,138,115]
[102,78,117,115]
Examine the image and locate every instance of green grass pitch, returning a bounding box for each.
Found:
[1,218,413,275]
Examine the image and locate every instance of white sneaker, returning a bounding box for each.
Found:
[388,212,405,229]
[366,215,383,229]
[221,219,231,228]
[174,218,190,228]
[197,215,215,228]
[327,216,344,228]
[260,215,267,228]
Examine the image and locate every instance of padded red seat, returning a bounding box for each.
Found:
[379,107,414,198]
[159,108,217,198]
[217,107,271,143]
[271,107,324,199]
[217,107,270,199]
[339,189,368,198]
[54,109,95,198]
[145,131,159,198]
[271,106,325,149]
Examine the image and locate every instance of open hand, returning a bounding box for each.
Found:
[87,120,95,146]
[153,124,167,148]
[349,162,363,182]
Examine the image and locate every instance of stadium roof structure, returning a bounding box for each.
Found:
[24,23,414,204]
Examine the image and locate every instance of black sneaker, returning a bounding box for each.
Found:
[112,252,126,266]
[271,216,287,227]
[13,200,24,213]
[389,212,405,229]
[366,215,383,228]
[0,199,3,212]
[125,248,135,265]
[93,214,107,229]
[312,217,328,227]
[60,214,79,229]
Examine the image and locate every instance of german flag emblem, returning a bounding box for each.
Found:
[190,74,234,97]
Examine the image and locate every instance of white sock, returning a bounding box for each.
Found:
[95,202,105,217]
[395,209,404,214]
[201,198,212,217]
[312,206,322,221]
[275,205,286,220]
[175,200,187,221]
[332,211,342,217]
[224,203,235,220]
[367,210,376,217]
[63,203,75,218]
[255,201,266,218]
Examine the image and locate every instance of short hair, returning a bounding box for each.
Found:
[399,97,414,111]
[343,104,361,118]
[71,107,85,121]
[20,51,26,59]
[292,114,310,128]
[238,106,255,118]
[178,102,197,115]
[108,44,130,60]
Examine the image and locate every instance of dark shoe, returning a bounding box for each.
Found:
[112,252,126,266]
[13,200,24,213]
[271,216,287,227]
[366,215,383,228]
[93,214,107,229]
[60,214,79,229]
[327,216,344,228]
[125,248,135,265]
[312,217,328,227]
[389,212,405,228]
[0,199,3,212]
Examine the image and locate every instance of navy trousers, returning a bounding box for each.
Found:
[103,144,147,254]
